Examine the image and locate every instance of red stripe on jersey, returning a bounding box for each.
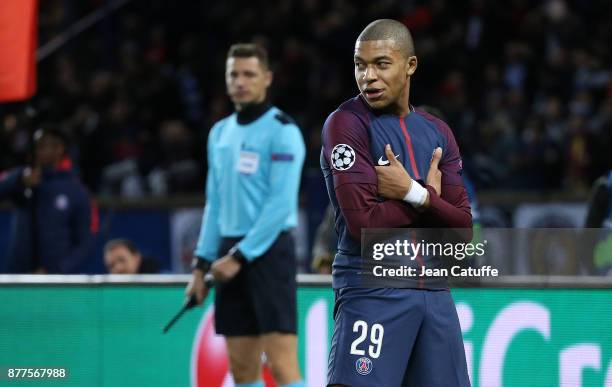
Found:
[399,118,421,180]
[56,156,72,171]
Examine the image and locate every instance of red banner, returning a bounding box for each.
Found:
[0,0,38,102]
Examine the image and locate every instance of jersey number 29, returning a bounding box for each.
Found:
[350,320,384,359]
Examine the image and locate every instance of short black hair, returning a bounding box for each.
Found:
[227,43,269,69]
[104,238,140,255]
[357,19,415,58]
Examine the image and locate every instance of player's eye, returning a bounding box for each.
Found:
[377,62,390,69]
[355,62,365,70]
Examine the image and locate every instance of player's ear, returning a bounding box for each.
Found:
[265,70,273,88]
[406,55,417,77]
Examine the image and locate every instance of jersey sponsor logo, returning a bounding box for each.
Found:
[331,144,356,171]
[355,356,372,375]
[377,154,400,166]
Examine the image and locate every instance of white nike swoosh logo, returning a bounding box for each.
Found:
[377,154,400,166]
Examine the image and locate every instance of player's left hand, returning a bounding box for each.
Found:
[375,144,412,200]
[211,255,242,282]
[426,147,443,197]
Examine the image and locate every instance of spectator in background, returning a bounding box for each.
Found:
[99,118,201,197]
[8,0,609,196]
[0,127,98,273]
[310,204,336,274]
[103,238,160,274]
[147,119,201,196]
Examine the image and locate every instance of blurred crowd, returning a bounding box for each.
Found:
[1,0,611,197]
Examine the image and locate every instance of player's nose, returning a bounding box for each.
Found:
[233,75,246,87]
[363,66,377,81]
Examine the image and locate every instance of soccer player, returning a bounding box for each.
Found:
[186,44,306,387]
[321,20,472,386]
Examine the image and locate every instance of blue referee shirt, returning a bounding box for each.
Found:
[195,104,305,262]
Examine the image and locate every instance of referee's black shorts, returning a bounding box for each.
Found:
[214,232,297,336]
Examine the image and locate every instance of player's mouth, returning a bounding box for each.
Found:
[363,88,384,100]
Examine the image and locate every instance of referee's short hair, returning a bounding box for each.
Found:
[227,43,269,69]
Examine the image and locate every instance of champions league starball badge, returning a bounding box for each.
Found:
[355,356,373,375]
[331,143,356,171]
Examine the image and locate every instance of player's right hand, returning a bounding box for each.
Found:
[185,269,209,305]
[375,144,413,200]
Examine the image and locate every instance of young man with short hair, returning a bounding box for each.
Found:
[186,43,306,387]
[322,20,472,386]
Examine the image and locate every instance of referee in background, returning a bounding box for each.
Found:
[186,43,306,387]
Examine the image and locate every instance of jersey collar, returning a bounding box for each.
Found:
[236,100,272,125]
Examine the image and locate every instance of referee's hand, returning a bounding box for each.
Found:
[185,269,209,305]
[211,255,242,282]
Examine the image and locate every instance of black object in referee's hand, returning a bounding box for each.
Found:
[163,273,215,334]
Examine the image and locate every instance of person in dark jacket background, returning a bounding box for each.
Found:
[0,127,98,273]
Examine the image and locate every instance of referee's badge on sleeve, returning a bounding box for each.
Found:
[237,151,260,174]
[331,143,356,171]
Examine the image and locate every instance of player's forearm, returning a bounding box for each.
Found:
[336,183,420,241]
[343,204,420,241]
[423,184,472,229]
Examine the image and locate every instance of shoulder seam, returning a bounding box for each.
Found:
[273,109,296,126]
[330,108,369,127]
[414,109,454,144]
[415,109,450,128]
